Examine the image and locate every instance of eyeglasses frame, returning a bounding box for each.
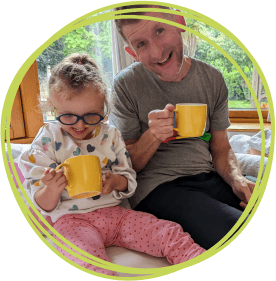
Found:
[56,112,104,125]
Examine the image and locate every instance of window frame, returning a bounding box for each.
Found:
[229,109,269,124]
[8,88,26,140]
[8,61,44,144]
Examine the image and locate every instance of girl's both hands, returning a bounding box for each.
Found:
[41,168,68,195]
[102,172,128,195]
[40,168,128,196]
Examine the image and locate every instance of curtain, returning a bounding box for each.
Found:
[111,20,135,76]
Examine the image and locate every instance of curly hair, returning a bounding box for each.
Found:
[39,53,110,115]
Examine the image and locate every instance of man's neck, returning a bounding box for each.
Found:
[158,56,192,82]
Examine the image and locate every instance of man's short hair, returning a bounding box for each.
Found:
[113,5,171,43]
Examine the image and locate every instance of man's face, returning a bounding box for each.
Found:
[122,12,185,82]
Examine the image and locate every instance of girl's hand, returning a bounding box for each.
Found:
[41,168,68,194]
[102,172,128,195]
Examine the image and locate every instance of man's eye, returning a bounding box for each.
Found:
[137,41,145,48]
[157,28,164,35]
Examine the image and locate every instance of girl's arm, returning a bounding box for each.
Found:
[34,168,67,211]
[101,127,137,197]
[18,124,64,212]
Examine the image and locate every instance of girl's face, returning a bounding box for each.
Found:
[52,89,105,140]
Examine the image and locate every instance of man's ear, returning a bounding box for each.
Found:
[175,12,186,33]
[124,46,140,62]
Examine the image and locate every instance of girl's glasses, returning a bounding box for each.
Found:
[56,113,104,125]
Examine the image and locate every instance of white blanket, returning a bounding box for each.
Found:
[248,129,271,155]
[235,153,267,178]
[229,130,271,178]
[229,134,251,154]
[230,129,271,155]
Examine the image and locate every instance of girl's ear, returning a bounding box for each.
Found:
[102,107,108,123]
[102,115,109,123]
[124,46,140,62]
[101,104,108,123]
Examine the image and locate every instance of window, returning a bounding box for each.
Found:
[36,20,113,122]
[182,17,269,117]
[181,18,270,128]
[8,19,114,144]
[7,17,270,144]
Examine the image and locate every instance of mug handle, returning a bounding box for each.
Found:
[55,163,68,171]
[55,163,70,190]
[173,109,178,133]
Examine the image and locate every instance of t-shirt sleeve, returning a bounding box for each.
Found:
[210,76,231,130]
[109,78,142,141]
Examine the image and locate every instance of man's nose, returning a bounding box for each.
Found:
[150,41,163,61]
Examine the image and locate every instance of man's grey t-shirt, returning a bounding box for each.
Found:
[109,58,230,208]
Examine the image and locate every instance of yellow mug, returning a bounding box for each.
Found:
[55,155,102,199]
[174,103,207,138]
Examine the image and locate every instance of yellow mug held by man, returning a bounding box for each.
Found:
[56,155,102,199]
[174,103,207,138]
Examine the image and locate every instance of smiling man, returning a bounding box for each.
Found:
[109,5,255,249]
[122,13,187,81]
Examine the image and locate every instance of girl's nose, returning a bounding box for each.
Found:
[74,119,86,129]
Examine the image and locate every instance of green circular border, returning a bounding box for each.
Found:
[2,1,274,278]
[1,1,275,279]
[2,6,272,280]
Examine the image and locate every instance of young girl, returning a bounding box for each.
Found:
[19,53,205,276]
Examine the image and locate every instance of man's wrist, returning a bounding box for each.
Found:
[147,129,162,145]
[229,173,245,188]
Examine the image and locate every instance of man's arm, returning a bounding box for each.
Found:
[210,129,255,208]
[125,104,175,172]
[125,130,160,172]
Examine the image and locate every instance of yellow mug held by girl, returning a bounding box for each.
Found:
[55,155,102,199]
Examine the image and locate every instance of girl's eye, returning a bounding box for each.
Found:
[157,28,164,35]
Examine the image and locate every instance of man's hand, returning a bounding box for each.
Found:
[41,168,67,194]
[210,129,255,209]
[148,104,175,142]
[231,176,255,209]
[102,172,128,195]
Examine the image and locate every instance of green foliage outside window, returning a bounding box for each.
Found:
[183,16,266,108]
[37,16,266,110]
[37,20,113,89]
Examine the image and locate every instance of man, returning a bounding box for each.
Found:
[109,5,255,249]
